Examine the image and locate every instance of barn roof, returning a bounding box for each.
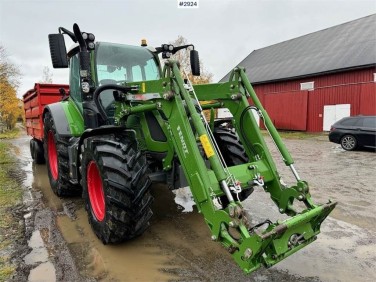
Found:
[220,14,376,83]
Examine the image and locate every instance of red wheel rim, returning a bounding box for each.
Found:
[48,131,58,180]
[87,161,105,221]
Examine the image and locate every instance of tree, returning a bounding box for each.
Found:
[0,45,22,130]
[169,36,216,120]
[0,45,20,88]
[40,66,53,83]
[170,35,213,85]
[0,80,23,130]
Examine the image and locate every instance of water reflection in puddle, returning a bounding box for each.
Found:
[28,261,56,282]
[24,231,49,265]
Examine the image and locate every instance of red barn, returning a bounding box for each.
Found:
[221,14,376,132]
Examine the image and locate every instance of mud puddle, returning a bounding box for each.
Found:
[11,130,376,282]
[32,164,318,282]
[8,133,87,282]
[24,230,56,282]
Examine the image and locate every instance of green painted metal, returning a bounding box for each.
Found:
[171,62,228,183]
[200,102,221,110]
[64,41,335,274]
[61,99,84,136]
[238,68,294,166]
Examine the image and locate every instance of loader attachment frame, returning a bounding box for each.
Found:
[111,62,336,273]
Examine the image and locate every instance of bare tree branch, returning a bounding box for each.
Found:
[0,45,21,88]
[169,36,213,85]
[39,66,53,83]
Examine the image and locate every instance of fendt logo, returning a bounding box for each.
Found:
[177,126,189,157]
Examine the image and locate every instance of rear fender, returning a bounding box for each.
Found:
[43,100,84,138]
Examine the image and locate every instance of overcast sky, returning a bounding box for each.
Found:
[0,0,375,97]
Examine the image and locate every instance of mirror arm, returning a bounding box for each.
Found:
[58,27,77,43]
[72,24,92,100]
[154,44,194,55]
[73,23,87,51]
[172,44,194,54]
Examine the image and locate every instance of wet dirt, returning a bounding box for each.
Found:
[10,131,376,282]
[6,132,90,282]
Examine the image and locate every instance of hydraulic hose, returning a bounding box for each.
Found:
[93,84,137,123]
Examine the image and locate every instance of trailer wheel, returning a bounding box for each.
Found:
[81,134,153,244]
[213,126,254,206]
[30,139,34,160]
[43,111,81,196]
[30,139,46,164]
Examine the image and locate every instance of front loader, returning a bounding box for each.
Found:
[43,23,336,274]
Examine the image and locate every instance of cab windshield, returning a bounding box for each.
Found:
[95,42,160,85]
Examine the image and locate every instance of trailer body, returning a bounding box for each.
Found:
[23,83,69,141]
[23,83,69,163]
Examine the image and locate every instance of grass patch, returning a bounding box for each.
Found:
[261,129,326,139]
[0,142,22,206]
[0,141,23,282]
[278,131,325,139]
[0,171,21,206]
[0,128,20,140]
[0,263,15,282]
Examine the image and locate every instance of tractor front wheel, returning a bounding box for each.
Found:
[214,126,254,206]
[81,134,153,244]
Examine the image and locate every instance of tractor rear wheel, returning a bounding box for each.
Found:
[213,126,254,206]
[81,134,153,244]
[43,111,81,196]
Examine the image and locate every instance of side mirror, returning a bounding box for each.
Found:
[48,34,68,68]
[190,49,200,76]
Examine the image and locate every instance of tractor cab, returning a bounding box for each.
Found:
[49,24,199,129]
[95,42,161,121]
[67,41,161,122]
[95,42,161,84]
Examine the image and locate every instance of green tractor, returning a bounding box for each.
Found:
[44,23,336,273]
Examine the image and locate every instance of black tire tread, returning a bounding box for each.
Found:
[43,111,81,196]
[30,139,46,164]
[82,134,153,244]
[34,139,46,164]
[213,126,253,205]
[214,127,248,165]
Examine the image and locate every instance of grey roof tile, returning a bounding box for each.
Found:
[220,14,376,83]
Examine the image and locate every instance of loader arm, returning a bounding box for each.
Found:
[113,61,336,273]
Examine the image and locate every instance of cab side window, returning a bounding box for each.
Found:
[130,59,160,82]
[131,65,143,81]
[69,55,82,103]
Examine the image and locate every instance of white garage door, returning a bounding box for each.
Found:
[323,104,350,131]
